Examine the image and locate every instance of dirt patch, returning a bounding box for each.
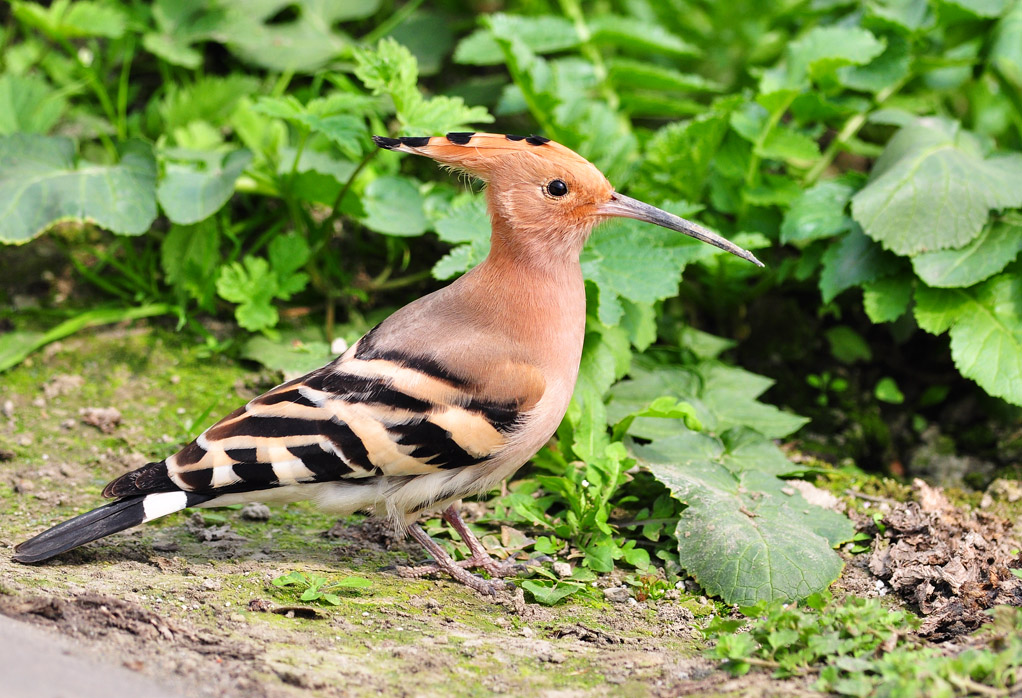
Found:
[865,479,1022,640]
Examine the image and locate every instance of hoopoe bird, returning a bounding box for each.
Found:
[14,133,762,595]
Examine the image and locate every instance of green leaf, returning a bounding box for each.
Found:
[454,14,579,66]
[0,135,157,244]
[12,0,126,39]
[0,73,66,135]
[838,35,911,93]
[867,0,932,32]
[633,452,854,606]
[639,108,733,202]
[819,228,901,303]
[607,58,722,93]
[361,175,427,237]
[991,1,1022,91]
[874,377,905,404]
[588,15,698,56]
[608,361,808,441]
[862,274,914,323]
[825,326,873,364]
[851,118,1022,256]
[910,218,1022,288]
[944,0,1008,16]
[157,149,252,225]
[356,38,492,134]
[432,197,491,280]
[241,335,332,376]
[216,257,279,332]
[216,0,378,73]
[787,26,886,83]
[268,233,312,279]
[521,580,583,605]
[756,126,821,163]
[914,274,1022,405]
[781,180,856,244]
[161,222,220,310]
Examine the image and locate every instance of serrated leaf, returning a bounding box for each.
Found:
[633,449,853,605]
[588,15,699,57]
[361,175,427,237]
[914,274,1022,405]
[819,228,902,302]
[851,118,1022,255]
[787,26,886,83]
[781,180,856,244]
[521,579,583,605]
[862,274,914,323]
[216,256,279,332]
[157,149,252,225]
[640,107,734,202]
[454,14,578,66]
[910,218,1022,288]
[269,233,312,279]
[156,75,260,134]
[0,135,157,244]
[0,73,66,135]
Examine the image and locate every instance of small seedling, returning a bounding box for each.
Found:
[271,570,371,605]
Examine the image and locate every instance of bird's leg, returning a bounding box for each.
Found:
[440,505,522,578]
[403,523,506,596]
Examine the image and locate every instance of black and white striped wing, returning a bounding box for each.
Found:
[103,337,539,500]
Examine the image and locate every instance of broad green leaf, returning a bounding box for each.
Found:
[911,218,1022,288]
[0,73,66,135]
[781,180,856,244]
[914,274,1022,405]
[143,33,203,69]
[991,1,1022,90]
[633,447,853,605]
[588,15,699,57]
[851,118,1022,255]
[874,377,905,404]
[819,228,902,302]
[361,175,427,237]
[217,0,379,73]
[12,0,126,39]
[862,274,914,323]
[608,362,808,441]
[0,135,157,244]
[387,9,455,76]
[157,149,252,225]
[787,26,886,83]
[241,335,333,376]
[454,14,578,66]
[144,0,226,69]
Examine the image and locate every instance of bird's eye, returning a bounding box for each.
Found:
[546,179,569,197]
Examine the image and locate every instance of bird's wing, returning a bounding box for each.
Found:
[102,325,546,499]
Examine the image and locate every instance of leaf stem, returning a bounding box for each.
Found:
[362,0,427,45]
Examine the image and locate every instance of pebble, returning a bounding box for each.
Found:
[603,586,631,603]
[552,561,572,578]
[240,502,271,521]
[2,400,14,418]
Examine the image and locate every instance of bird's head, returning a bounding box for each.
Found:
[374,132,762,267]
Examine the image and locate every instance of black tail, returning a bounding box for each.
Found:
[12,491,213,563]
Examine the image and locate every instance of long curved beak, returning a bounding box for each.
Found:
[597,193,764,267]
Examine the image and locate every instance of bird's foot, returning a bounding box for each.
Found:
[402,523,513,596]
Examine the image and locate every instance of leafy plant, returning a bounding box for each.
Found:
[271,570,371,606]
[709,596,1022,697]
